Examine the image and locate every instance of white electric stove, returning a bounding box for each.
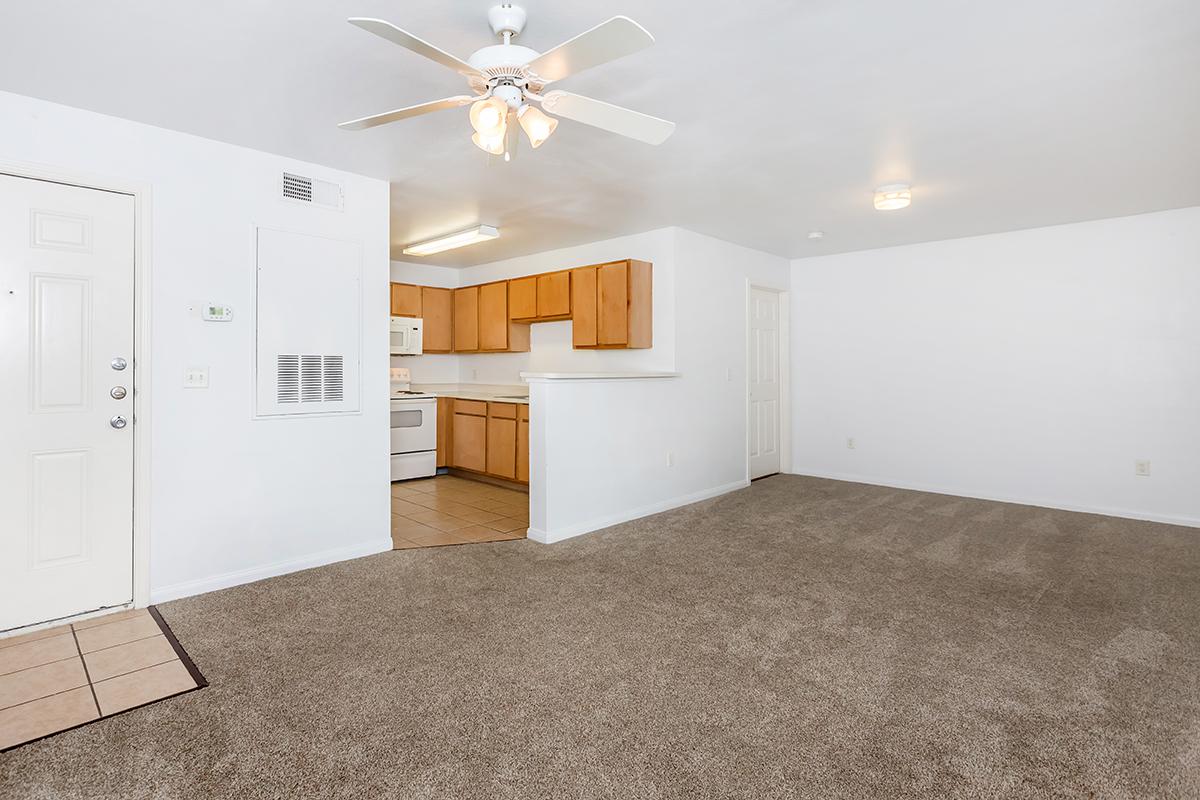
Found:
[390,368,437,480]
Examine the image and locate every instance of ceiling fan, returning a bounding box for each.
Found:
[338,4,675,158]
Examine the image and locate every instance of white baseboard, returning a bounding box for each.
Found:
[788,468,1200,529]
[150,538,394,604]
[528,479,750,544]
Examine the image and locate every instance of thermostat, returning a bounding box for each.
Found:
[202,304,233,321]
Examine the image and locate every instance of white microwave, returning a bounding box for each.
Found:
[390,317,423,355]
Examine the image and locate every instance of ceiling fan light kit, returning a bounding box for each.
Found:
[340,5,675,157]
[874,184,913,211]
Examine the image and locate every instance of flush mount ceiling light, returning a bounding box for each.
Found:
[873,184,912,211]
[402,225,499,257]
[807,230,825,240]
[338,5,675,158]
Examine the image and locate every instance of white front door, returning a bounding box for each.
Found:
[0,174,136,631]
[748,287,781,479]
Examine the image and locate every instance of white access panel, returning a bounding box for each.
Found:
[255,228,362,417]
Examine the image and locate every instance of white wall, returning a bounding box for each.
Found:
[0,91,393,601]
[529,228,790,541]
[790,207,1200,527]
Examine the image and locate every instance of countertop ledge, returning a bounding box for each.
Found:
[520,371,681,381]
[410,383,530,404]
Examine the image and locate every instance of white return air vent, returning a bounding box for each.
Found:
[275,355,345,404]
[281,172,344,211]
[255,228,361,417]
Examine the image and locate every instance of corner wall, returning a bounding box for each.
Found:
[790,207,1200,527]
[0,91,393,602]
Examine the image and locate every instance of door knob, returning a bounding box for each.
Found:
[111,357,127,371]
[110,386,127,400]
[110,415,128,429]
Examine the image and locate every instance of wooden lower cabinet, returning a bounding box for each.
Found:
[444,399,528,484]
[486,403,518,479]
[451,401,487,472]
[517,405,529,483]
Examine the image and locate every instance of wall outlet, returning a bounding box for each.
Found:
[666,451,674,467]
[1135,459,1151,477]
[183,368,209,389]
[846,437,856,450]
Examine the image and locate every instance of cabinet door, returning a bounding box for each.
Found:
[436,397,452,467]
[451,411,486,472]
[478,281,509,351]
[421,287,453,352]
[537,271,571,318]
[571,266,598,347]
[597,262,629,346]
[390,283,422,317]
[453,287,478,352]
[517,409,529,483]
[509,276,537,320]
[486,416,518,479]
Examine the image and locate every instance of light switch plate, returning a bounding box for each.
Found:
[184,368,209,389]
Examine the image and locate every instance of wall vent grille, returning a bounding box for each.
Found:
[282,173,313,203]
[281,172,344,210]
[276,354,344,404]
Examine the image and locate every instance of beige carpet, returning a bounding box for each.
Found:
[2,475,1198,798]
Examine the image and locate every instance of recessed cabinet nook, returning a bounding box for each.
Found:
[389,259,652,353]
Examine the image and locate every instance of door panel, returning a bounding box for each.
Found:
[478,282,508,350]
[486,416,517,479]
[748,288,781,479]
[390,283,421,316]
[597,262,628,346]
[1,175,135,631]
[420,287,453,352]
[453,287,478,351]
[537,271,570,318]
[451,412,487,472]
[508,276,537,319]
[571,266,597,347]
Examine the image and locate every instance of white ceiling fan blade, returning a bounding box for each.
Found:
[526,16,654,84]
[348,18,482,78]
[338,96,475,131]
[541,91,675,145]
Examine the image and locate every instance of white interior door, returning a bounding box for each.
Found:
[0,174,135,631]
[749,287,781,479]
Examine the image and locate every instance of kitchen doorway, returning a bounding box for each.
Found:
[0,171,145,632]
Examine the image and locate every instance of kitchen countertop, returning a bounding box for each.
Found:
[409,383,530,404]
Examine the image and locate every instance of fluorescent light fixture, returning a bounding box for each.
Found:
[402,225,499,257]
[873,184,912,211]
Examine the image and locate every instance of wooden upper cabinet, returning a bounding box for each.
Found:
[509,276,537,320]
[597,262,629,346]
[537,271,571,318]
[570,260,651,349]
[421,287,453,352]
[391,283,421,317]
[453,287,479,352]
[478,281,509,351]
[571,266,598,347]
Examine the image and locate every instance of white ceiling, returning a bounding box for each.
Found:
[1,1,1197,266]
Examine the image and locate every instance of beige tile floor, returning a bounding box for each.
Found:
[0,608,202,751]
[392,474,529,549]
